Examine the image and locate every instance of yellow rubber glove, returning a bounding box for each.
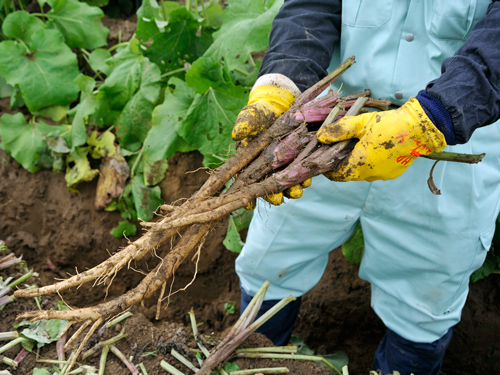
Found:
[233,74,310,207]
[317,97,447,182]
[232,75,298,141]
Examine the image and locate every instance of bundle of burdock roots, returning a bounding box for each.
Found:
[12,57,483,374]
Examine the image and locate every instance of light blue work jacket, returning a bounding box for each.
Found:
[237,0,500,343]
[330,0,491,104]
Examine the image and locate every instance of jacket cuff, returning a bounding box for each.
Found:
[416,92,456,145]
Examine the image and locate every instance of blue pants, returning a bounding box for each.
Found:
[241,286,454,374]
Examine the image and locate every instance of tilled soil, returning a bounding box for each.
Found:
[1,146,500,375]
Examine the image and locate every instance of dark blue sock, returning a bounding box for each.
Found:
[240,286,301,346]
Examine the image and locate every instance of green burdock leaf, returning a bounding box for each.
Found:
[135,0,165,41]
[65,147,99,191]
[90,92,122,127]
[130,175,163,221]
[0,113,68,173]
[142,77,196,186]
[180,57,248,166]
[83,0,109,7]
[143,159,169,186]
[144,8,201,73]
[321,352,349,373]
[230,60,261,87]
[290,335,315,356]
[117,183,137,221]
[99,46,144,110]
[87,130,116,158]
[111,220,137,238]
[45,0,109,49]
[205,1,223,28]
[71,74,99,149]
[32,105,69,123]
[2,11,46,42]
[10,85,25,109]
[223,362,239,372]
[33,368,51,375]
[342,224,364,266]
[223,208,253,253]
[89,48,112,75]
[203,0,283,70]
[0,76,13,99]
[0,28,80,113]
[115,61,161,151]
[18,302,70,349]
[471,252,500,283]
[290,335,349,373]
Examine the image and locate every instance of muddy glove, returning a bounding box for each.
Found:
[232,74,310,207]
[316,97,447,182]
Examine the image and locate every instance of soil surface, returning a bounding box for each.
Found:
[1,146,500,375]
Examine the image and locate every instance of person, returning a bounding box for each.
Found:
[231,1,500,374]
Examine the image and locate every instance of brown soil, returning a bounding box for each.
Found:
[1,146,500,375]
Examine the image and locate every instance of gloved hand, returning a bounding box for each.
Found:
[316,97,447,182]
[232,74,299,141]
[232,74,310,207]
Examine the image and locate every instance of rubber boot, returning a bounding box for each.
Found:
[373,326,454,375]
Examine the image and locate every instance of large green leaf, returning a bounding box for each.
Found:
[0,28,80,113]
[203,0,283,70]
[110,220,137,238]
[179,57,248,166]
[99,46,144,110]
[135,0,165,41]
[342,224,364,266]
[70,74,99,149]
[142,77,196,186]
[223,208,253,253]
[471,251,500,283]
[89,48,112,75]
[45,0,109,49]
[115,61,161,151]
[2,11,46,42]
[130,175,163,221]
[0,77,13,99]
[0,113,67,173]
[144,7,202,73]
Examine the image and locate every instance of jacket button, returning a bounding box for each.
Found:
[406,33,414,42]
[394,92,403,100]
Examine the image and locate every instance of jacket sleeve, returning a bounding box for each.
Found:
[424,1,500,144]
[258,0,342,92]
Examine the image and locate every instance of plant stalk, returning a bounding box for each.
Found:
[236,346,297,354]
[230,368,289,375]
[235,353,342,375]
[98,345,109,375]
[161,360,185,375]
[423,151,485,164]
[83,329,127,359]
[110,345,139,374]
[106,312,133,328]
[1,355,17,368]
[0,338,27,355]
[171,349,199,373]
[139,362,149,375]
[0,332,18,341]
